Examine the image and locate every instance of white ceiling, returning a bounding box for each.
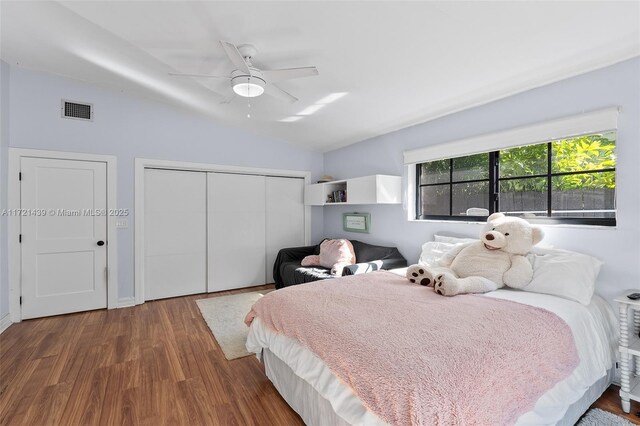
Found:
[1,1,639,152]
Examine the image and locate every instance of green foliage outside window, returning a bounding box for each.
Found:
[500,133,616,191]
[551,134,616,187]
[417,132,616,221]
[420,133,615,191]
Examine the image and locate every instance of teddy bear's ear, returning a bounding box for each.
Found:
[531,226,544,245]
[487,212,505,222]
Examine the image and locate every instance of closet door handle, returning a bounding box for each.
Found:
[97,241,105,246]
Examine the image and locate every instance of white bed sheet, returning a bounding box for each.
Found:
[246,288,618,425]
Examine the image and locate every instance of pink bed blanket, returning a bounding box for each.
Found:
[246,271,579,426]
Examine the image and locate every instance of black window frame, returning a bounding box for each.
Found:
[416,138,616,227]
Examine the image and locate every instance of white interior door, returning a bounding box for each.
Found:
[208,173,266,291]
[144,169,207,300]
[20,157,107,319]
[266,177,305,283]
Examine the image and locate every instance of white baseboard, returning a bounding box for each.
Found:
[117,296,136,308]
[0,314,13,334]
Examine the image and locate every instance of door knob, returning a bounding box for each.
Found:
[97,241,105,246]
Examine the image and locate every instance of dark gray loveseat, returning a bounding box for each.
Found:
[273,239,407,289]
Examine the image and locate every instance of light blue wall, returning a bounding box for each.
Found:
[323,57,640,304]
[0,61,9,318]
[4,65,324,303]
[3,58,638,314]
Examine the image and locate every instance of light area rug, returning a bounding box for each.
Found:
[196,290,272,360]
[577,408,636,425]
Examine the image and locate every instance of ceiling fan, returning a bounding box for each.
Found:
[169,41,319,103]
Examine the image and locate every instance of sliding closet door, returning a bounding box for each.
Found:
[144,169,207,300]
[208,173,266,291]
[265,177,305,283]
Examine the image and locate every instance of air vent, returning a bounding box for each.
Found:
[61,100,93,121]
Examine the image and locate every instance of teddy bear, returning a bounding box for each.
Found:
[407,213,544,296]
[406,264,433,287]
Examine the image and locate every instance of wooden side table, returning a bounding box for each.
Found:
[615,290,640,413]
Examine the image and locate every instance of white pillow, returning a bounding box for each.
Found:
[525,247,603,305]
[428,235,601,305]
[434,233,556,250]
[419,241,459,267]
[433,234,477,244]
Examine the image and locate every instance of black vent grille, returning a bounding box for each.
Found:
[62,100,92,120]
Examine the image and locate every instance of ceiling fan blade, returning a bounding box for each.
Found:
[267,84,299,103]
[220,40,251,75]
[168,72,229,79]
[262,66,319,83]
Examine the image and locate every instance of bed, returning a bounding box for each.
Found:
[247,271,618,425]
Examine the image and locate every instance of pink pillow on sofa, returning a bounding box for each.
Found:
[319,239,356,269]
[301,255,320,266]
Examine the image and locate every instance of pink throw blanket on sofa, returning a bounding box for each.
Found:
[247,271,579,425]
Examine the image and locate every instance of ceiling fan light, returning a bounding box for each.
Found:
[231,74,265,98]
[233,82,264,97]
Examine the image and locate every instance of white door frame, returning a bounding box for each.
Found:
[134,158,311,305]
[8,148,118,322]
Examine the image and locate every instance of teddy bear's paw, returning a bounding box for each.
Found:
[433,273,460,296]
[406,265,435,287]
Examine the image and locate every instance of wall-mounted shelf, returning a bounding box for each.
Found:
[304,175,401,206]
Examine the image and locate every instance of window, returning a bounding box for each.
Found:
[416,132,616,225]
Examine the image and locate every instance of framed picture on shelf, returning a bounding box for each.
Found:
[343,212,370,233]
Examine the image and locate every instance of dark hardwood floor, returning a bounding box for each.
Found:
[0,285,638,425]
[593,386,640,424]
